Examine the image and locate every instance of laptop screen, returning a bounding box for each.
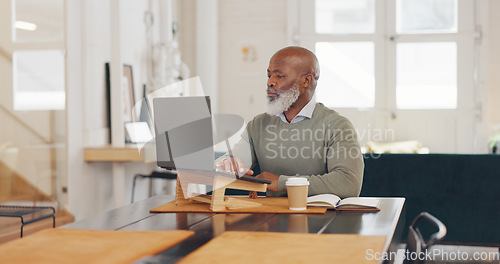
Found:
[153,96,214,171]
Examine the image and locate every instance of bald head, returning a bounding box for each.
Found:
[271,46,320,89]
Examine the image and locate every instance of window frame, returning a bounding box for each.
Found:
[287,0,489,153]
[288,0,479,112]
[9,0,66,111]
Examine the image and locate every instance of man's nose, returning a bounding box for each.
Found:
[267,78,276,88]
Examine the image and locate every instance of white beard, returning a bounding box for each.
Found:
[266,82,300,116]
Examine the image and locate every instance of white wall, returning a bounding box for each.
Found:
[177,0,196,77]
[488,0,500,138]
[67,0,159,220]
[217,0,287,121]
[83,0,158,146]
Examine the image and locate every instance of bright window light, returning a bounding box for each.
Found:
[396,42,457,109]
[14,20,37,31]
[13,50,65,111]
[315,42,375,108]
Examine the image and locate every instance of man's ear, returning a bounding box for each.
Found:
[302,73,313,88]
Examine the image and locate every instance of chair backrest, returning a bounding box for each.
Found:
[403,212,447,264]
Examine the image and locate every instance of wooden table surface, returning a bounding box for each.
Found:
[63,195,405,264]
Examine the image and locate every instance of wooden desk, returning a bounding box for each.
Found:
[63,195,405,264]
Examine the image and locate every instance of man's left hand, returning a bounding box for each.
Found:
[255,172,280,192]
[248,172,280,198]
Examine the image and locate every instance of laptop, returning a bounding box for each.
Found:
[153,96,270,184]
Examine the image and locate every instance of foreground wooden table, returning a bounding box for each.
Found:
[63,195,405,264]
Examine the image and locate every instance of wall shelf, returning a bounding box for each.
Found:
[83,145,144,162]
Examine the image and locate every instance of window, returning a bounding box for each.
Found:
[13,50,65,111]
[11,0,65,111]
[315,0,375,34]
[297,0,468,110]
[315,42,375,108]
[396,0,457,34]
[396,42,457,109]
[293,0,483,153]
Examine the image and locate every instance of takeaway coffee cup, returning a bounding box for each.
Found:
[286,178,309,210]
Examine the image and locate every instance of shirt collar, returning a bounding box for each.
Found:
[297,97,316,119]
[277,97,316,123]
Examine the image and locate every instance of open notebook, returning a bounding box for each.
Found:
[307,194,381,211]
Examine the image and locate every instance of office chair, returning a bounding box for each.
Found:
[403,212,447,264]
[131,170,177,203]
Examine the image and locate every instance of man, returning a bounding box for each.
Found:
[216,46,364,199]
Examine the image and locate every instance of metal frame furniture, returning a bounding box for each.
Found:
[403,212,447,264]
[0,205,55,237]
[131,170,178,203]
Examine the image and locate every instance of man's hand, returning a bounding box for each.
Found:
[248,172,280,198]
[215,157,253,176]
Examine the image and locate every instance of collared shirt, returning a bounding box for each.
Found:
[277,98,316,124]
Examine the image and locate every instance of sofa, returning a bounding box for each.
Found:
[216,152,499,244]
[361,153,500,245]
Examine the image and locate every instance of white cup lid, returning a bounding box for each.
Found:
[286,177,309,186]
